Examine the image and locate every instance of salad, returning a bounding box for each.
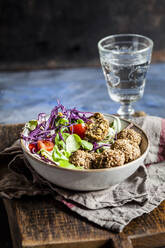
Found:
[21,101,122,170]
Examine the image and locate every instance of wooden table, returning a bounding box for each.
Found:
[3,196,165,248]
[1,123,165,248]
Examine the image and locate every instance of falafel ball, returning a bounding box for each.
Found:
[112,139,141,163]
[85,112,109,142]
[117,128,142,145]
[93,149,125,169]
[69,150,95,169]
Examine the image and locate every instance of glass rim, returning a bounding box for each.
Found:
[98,34,153,54]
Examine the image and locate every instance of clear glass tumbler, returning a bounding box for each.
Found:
[98,34,153,119]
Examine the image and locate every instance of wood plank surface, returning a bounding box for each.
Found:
[3,196,165,248]
[3,196,115,248]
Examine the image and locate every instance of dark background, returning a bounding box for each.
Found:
[0,0,165,70]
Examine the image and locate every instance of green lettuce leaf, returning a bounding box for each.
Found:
[76,119,84,124]
[53,145,70,161]
[56,117,69,127]
[81,140,93,150]
[112,117,121,133]
[26,120,38,131]
[39,149,54,161]
[66,134,81,153]
[62,132,70,142]
[58,160,77,169]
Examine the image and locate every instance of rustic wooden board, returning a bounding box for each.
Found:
[3,196,165,248]
[3,196,115,248]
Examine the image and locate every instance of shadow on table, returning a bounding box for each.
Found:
[0,198,13,248]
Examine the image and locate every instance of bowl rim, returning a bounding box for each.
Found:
[20,115,149,173]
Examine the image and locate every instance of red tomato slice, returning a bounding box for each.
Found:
[29,143,37,152]
[37,140,54,151]
[70,124,86,139]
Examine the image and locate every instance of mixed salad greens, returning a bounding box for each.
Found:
[22,101,121,170]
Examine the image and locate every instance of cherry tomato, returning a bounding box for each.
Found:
[37,140,54,151]
[70,124,86,139]
[29,143,37,153]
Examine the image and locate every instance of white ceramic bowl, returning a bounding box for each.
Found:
[20,114,149,191]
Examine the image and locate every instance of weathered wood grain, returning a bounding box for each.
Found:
[3,196,165,248]
[123,201,165,248]
[3,199,22,248]
[3,196,115,248]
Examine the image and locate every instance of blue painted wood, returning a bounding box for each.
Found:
[0,63,165,124]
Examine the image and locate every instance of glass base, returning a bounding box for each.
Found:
[117,103,135,119]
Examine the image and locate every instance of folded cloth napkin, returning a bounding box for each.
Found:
[0,115,165,232]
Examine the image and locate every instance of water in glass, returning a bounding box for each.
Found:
[101,55,149,104]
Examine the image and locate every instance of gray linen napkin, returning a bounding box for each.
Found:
[0,116,165,232]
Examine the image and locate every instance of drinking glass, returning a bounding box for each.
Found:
[98,34,153,119]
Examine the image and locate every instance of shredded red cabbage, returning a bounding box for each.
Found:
[92,142,111,151]
[21,101,93,144]
[40,155,56,165]
[38,113,46,123]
